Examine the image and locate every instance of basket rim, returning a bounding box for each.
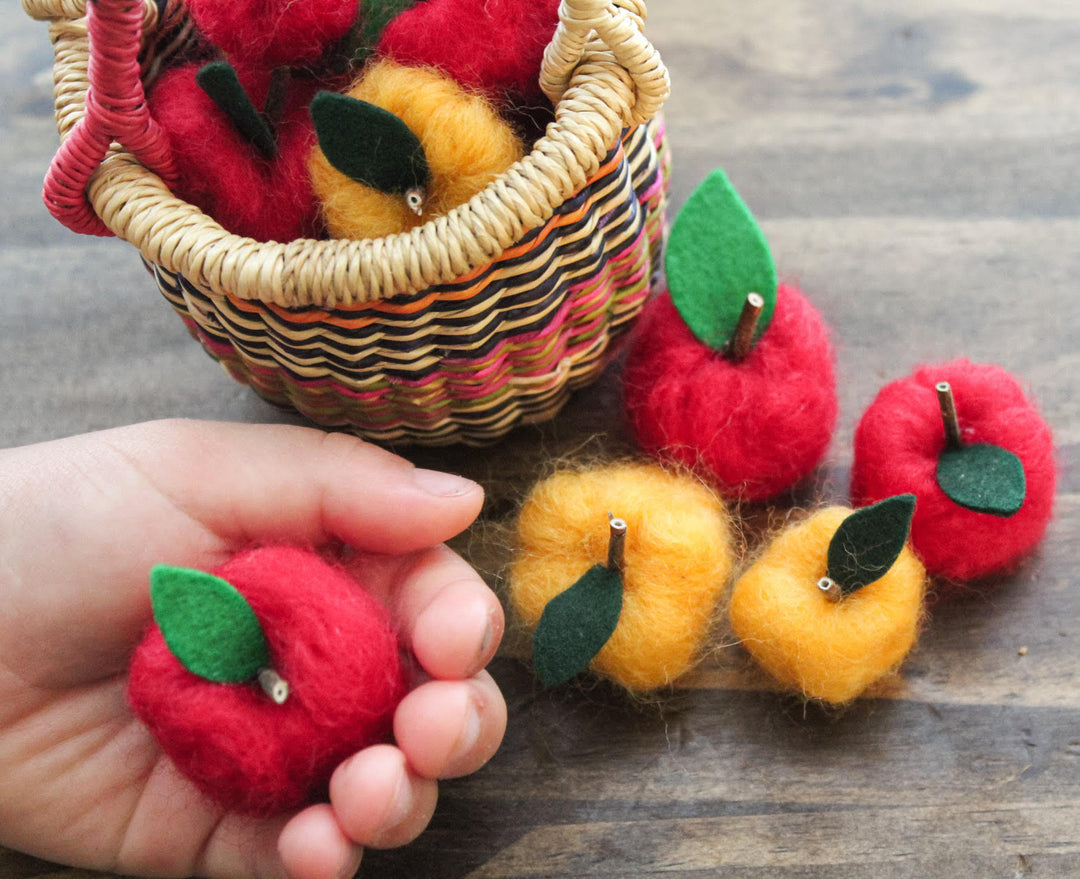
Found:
[33,0,669,308]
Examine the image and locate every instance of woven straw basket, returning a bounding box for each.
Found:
[25,0,670,445]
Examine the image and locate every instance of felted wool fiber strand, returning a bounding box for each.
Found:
[851,359,1056,586]
[309,60,524,240]
[128,546,406,816]
[509,462,735,692]
[729,507,926,706]
[623,283,837,502]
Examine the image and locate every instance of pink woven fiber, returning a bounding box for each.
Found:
[43,0,177,236]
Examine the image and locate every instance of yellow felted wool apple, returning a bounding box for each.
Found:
[509,462,735,692]
[308,59,524,240]
[729,496,926,705]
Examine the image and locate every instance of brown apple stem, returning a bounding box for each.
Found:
[606,513,628,574]
[817,577,842,603]
[727,292,765,361]
[262,66,292,137]
[257,667,290,705]
[936,381,963,450]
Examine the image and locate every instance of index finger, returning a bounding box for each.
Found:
[111,420,486,555]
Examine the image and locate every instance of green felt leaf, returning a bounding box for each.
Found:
[665,169,778,351]
[311,91,430,195]
[150,565,269,683]
[936,442,1026,517]
[533,564,624,688]
[827,495,916,596]
[351,0,418,65]
[196,61,277,160]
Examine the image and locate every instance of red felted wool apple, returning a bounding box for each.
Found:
[376,0,562,107]
[127,545,407,816]
[622,170,838,502]
[851,359,1056,591]
[185,0,361,70]
[149,61,323,241]
[147,61,323,242]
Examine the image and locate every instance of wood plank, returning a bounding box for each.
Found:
[3,0,1080,875]
[469,805,1080,876]
[358,670,1080,876]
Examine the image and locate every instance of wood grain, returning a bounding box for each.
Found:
[2,0,1078,876]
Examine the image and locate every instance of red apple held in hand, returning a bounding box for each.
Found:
[127,545,407,816]
[623,170,838,502]
[851,359,1056,592]
[147,61,322,242]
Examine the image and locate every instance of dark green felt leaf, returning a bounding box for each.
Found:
[533,564,624,688]
[311,91,430,195]
[665,169,778,351]
[827,495,916,596]
[150,565,269,683]
[196,61,277,160]
[937,442,1026,517]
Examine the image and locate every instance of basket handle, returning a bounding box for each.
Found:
[541,0,668,126]
[40,0,177,236]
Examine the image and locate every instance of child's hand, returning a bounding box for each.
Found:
[0,420,506,879]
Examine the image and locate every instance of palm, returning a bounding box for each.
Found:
[0,442,288,875]
[0,669,257,876]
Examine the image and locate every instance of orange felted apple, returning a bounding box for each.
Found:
[308,60,524,240]
[851,359,1056,591]
[508,462,735,692]
[127,546,406,816]
[729,496,926,706]
[623,170,838,502]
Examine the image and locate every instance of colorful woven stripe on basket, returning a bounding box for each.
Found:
[152,118,669,445]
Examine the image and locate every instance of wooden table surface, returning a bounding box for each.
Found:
[3,0,1078,876]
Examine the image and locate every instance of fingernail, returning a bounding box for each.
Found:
[383,764,416,831]
[479,615,495,659]
[413,468,479,498]
[336,845,363,879]
[454,696,483,762]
